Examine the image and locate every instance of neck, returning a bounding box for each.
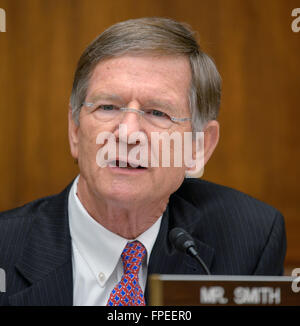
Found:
[76,177,168,239]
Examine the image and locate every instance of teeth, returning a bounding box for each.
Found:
[118,160,137,168]
[118,160,127,168]
[108,160,146,169]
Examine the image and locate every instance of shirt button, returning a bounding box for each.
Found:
[98,272,106,283]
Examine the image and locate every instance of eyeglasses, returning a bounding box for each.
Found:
[81,102,192,129]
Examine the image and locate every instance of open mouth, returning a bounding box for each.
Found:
[110,160,147,169]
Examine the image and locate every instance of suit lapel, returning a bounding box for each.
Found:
[9,262,73,306]
[9,184,73,306]
[149,192,215,274]
[145,192,215,302]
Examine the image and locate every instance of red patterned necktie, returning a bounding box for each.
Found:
[107,240,146,306]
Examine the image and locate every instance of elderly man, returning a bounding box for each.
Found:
[0,17,286,306]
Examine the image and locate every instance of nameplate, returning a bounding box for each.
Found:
[149,274,300,306]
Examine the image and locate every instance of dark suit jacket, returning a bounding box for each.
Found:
[0,179,286,306]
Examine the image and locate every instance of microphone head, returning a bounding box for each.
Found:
[169,227,195,253]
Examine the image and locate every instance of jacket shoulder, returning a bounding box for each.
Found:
[0,182,72,221]
[0,184,71,268]
[177,178,282,219]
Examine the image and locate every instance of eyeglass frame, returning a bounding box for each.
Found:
[81,102,192,124]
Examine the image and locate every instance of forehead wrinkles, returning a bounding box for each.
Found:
[87,55,191,110]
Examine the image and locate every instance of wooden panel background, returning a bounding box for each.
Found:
[0,0,299,272]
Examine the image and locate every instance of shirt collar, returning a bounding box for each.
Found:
[68,175,162,286]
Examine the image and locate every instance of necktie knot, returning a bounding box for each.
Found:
[121,241,146,275]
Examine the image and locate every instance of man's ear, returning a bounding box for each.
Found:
[68,106,79,160]
[185,120,219,178]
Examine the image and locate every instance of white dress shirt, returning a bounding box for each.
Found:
[68,176,162,306]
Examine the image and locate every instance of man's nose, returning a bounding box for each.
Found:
[115,101,144,142]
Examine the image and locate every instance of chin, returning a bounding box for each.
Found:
[95,179,142,200]
[105,189,146,203]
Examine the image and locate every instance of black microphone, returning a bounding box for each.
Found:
[169,227,211,275]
